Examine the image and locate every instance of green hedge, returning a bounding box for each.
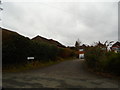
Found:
[3,35,76,65]
[85,47,120,75]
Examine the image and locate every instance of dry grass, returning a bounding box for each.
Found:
[87,67,120,80]
[3,60,59,72]
[2,57,74,73]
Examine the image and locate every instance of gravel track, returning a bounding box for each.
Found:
[2,59,120,88]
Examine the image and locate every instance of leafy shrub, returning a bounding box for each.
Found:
[105,52,120,75]
[31,41,59,61]
[85,46,105,69]
[2,34,31,65]
[3,34,76,66]
[85,46,120,75]
[58,48,76,58]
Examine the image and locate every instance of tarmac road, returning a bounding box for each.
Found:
[2,59,120,88]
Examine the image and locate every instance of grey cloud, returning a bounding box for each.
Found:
[2,2,118,46]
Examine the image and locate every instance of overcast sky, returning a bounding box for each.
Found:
[1,1,118,46]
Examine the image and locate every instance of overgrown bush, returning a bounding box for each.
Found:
[3,34,76,66]
[30,41,59,61]
[105,52,120,75]
[85,46,105,69]
[58,48,76,58]
[85,46,120,75]
[2,34,32,65]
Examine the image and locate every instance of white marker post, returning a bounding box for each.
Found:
[27,57,34,60]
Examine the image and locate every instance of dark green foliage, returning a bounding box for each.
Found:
[2,29,76,66]
[2,34,32,64]
[30,41,59,61]
[85,46,105,68]
[85,46,120,75]
[105,52,120,74]
[32,35,66,48]
[58,48,76,58]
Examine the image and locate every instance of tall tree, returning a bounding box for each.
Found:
[75,39,82,51]
[75,41,80,48]
[75,39,81,47]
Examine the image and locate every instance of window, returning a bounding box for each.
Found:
[79,49,83,51]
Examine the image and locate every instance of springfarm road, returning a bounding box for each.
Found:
[2,59,120,88]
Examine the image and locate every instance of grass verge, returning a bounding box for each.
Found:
[84,62,120,80]
[3,57,76,73]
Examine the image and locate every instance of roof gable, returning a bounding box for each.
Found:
[112,42,120,47]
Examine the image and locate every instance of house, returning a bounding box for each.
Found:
[110,41,120,53]
[79,48,84,59]
[96,41,107,52]
[78,44,87,59]
[67,44,88,59]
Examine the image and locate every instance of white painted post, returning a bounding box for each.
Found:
[27,57,34,60]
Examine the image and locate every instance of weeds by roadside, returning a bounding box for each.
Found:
[85,46,120,76]
[3,57,75,73]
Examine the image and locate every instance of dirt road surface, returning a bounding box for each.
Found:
[2,59,120,88]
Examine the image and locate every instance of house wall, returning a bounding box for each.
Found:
[111,46,120,53]
[79,54,84,59]
[79,49,84,59]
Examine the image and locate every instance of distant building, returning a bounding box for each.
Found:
[78,44,87,59]
[96,41,107,52]
[110,41,120,53]
[79,48,84,59]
